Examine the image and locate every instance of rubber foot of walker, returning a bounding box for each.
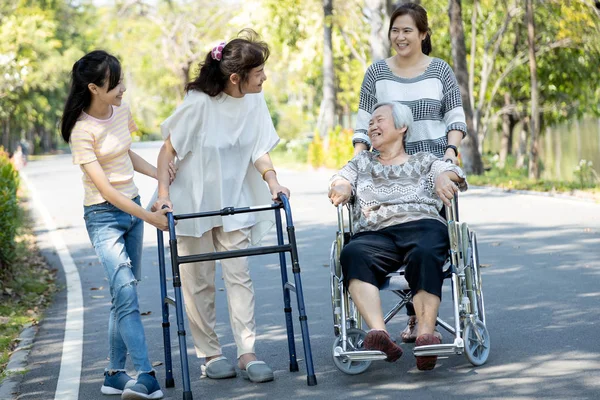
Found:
[165,377,175,388]
[183,391,193,400]
[289,362,299,372]
[307,375,318,386]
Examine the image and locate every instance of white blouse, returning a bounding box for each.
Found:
[159,90,279,244]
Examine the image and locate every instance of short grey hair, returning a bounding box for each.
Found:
[372,102,413,135]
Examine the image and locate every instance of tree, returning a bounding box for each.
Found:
[318,0,337,136]
[448,0,484,174]
[526,0,540,178]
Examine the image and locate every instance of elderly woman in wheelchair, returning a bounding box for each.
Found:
[328,102,489,373]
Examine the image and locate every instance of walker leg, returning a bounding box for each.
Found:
[285,223,317,386]
[275,211,299,372]
[157,231,174,388]
[169,236,193,399]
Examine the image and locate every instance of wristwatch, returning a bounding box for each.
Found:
[445,145,458,157]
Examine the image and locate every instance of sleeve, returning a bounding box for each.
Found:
[160,94,202,161]
[251,93,280,164]
[422,153,468,193]
[329,152,361,193]
[70,127,97,165]
[127,106,138,133]
[440,62,468,138]
[352,65,378,148]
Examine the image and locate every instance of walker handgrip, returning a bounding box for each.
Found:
[277,193,294,226]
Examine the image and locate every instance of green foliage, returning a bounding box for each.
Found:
[307,131,325,168]
[0,147,20,280]
[325,126,354,169]
[469,153,599,193]
[573,159,598,189]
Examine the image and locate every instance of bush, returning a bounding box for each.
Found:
[307,131,325,168]
[325,126,354,169]
[0,147,20,282]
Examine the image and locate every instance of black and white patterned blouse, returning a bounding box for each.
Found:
[353,58,467,158]
[330,151,467,233]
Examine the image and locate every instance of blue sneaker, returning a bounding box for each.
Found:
[101,371,135,395]
[121,371,164,400]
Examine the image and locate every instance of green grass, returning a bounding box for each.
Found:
[468,155,599,199]
[0,198,56,382]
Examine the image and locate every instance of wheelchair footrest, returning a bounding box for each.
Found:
[413,339,464,357]
[333,347,388,361]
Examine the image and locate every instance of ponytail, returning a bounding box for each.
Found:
[186,29,270,97]
[60,50,121,142]
[185,52,227,96]
[422,32,432,55]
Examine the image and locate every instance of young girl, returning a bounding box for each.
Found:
[352,3,468,344]
[152,29,289,384]
[61,50,172,399]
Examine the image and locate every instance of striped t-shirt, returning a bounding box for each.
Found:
[353,58,467,158]
[70,103,139,206]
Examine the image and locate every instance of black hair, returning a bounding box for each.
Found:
[186,29,270,96]
[60,50,121,142]
[389,3,432,55]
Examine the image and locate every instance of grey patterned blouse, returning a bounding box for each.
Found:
[330,151,467,233]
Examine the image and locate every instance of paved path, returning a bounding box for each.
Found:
[10,142,600,399]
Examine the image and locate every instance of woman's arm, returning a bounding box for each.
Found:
[444,130,463,164]
[82,161,169,230]
[152,136,177,211]
[254,153,290,201]
[129,150,157,178]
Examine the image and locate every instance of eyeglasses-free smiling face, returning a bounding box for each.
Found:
[368,105,402,149]
[91,73,126,107]
[241,65,267,94]
[389,14,427,58]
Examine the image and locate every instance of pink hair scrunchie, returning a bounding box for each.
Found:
[211,42,226,61]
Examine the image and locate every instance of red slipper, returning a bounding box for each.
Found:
[363,330,403,362]
[415,333,441,371]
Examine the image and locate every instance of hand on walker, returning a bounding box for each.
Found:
[434,174,458,207]
[152,196,173,213]
[328,182,351,206]
[147,207,170,231]
[269,184,291,201]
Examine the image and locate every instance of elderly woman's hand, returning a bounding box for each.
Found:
[434,172,459,207]
[328,180,352,206]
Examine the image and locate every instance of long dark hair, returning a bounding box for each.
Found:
[186,29,270,96]
[388,3,432,55]
[60,50,121,142]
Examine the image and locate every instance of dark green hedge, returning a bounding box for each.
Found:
[0,147,20,281]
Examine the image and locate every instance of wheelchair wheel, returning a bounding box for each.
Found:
[470,232,486,325]
[330,240,342,336]
[463,319,490,366]
[332,328,372,375]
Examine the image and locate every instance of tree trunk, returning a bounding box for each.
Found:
[365,0,390,62]
[499,94,512,168]
[318,0,336,137]
[516,117,528,169]
[553,125,561,180]
[526,0,540,179]
[448,0,483,174]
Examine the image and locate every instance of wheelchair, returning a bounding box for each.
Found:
[329,196,490,374]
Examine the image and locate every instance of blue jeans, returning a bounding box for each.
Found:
[84,196,152,373]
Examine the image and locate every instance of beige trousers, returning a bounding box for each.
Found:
[177,227,256,359]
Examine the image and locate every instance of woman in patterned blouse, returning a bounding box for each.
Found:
[329,102,467,370]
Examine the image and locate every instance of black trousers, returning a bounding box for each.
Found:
[340,219,449,300]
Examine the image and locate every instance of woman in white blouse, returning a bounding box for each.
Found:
[153,30,289,384]
[329,102,467,371]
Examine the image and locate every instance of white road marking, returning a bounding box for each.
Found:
[21,172,83,400]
